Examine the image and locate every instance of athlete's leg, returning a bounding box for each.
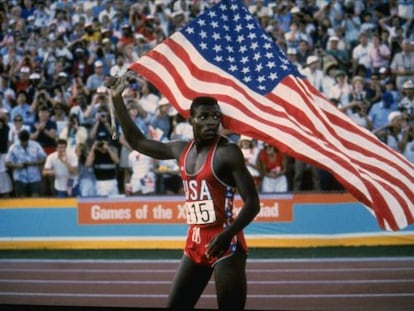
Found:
[213,248,247,311]
[167,254,212,310]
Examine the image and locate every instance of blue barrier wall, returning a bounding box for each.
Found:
[0,194,413,249]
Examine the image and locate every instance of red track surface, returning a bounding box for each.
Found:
[0,257,413,310]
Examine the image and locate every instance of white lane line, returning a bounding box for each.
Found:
[0,292,413,299]
[0,279,414,285]
[1,267,413,273]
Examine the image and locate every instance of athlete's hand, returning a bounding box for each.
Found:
[205,230,233,260]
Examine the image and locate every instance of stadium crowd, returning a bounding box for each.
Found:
[0,0,413,198]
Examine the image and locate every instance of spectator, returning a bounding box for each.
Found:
[390,39,414,90]
[257,144,288,193]
[238,135,261,191]
[59,113,88,155]
[8,114,30,146]
[0,111,12,197]
[89,104,118,143]
[368,32,391,74]
[30,104,57,155]
[10,90,35,126]
[86,60,105,94]
[351,32,372,76]
[325,35,349,72]
[138,80,160,120]
[6,129,46,197]
[68,92,95,128]
[126,149,157,196]
[85,131,119,196]
[150,97,173,141]
[301,55,324,92]
[171,113,193,141]
[365,73,383,107]
[327,70,352,107]
[51,102,68,137]
[399,79,414,118]
[42,138,79,197]
[369,91,399,134]
[110,53,129,77]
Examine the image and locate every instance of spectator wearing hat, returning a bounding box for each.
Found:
[399,80,414,120]
[325,35,349,72]
[321,61,338,96]
[71,47,92,84]
[390,39,414,90]
[12,65,32,94]
[6,129,46,198]
[381,111,407,153]
[27,72,43,101]
[81,22,101,44]
[86,60,105,94]
[369,91,399,135]
[10,90,36,126]
[300,55,324,92]
[85,130,120,197]
[83,85,109,124]
[149,97,173,142]
[326,70,352,107]
[286,47,303,71]
[118,24,135,47]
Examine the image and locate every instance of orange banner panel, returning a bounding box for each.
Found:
[77,197,293,225]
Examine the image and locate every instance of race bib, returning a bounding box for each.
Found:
[185,200,216,225]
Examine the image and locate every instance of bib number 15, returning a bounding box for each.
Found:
[185,200,216,225]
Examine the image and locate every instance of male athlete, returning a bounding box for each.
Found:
[108,71,260,310]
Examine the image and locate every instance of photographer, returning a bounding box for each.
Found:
[85,131,119,197]
[88,104,118,144]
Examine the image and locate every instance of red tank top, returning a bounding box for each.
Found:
[179,138,235,227]
[179,138,247,265]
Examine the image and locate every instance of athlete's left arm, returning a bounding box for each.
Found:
[206,143,260,259]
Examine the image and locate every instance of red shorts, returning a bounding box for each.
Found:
[184,224,247,267]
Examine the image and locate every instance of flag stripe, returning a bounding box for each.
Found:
[129,0,414,230]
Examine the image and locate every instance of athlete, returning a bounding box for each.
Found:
[108,71,260,310]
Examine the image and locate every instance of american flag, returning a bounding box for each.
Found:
[129,0,414,231]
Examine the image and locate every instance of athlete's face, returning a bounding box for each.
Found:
[190,104,222,141]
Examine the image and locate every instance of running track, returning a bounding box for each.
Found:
[0,257,413,310]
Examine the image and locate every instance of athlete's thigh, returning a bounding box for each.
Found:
[167,254,212,310]
[213,249,247,311]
